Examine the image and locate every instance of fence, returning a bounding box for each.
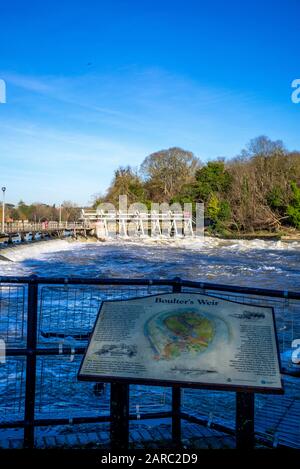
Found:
[1,221,88,233]
[0,276,299,449]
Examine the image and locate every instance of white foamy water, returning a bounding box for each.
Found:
[1,236,300,290]
[0,239,75,261]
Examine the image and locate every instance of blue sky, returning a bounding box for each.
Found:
[0,0,299,206]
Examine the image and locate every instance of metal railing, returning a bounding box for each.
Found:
[0,276,299,449]
[1,222,89,234]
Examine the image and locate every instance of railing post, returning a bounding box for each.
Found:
[236,392,255,450]
[172,278,182,447]
[110,382,129,450]
[24,275,38,448]
[172,387,181,447]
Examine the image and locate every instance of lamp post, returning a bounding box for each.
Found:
[59,204,62,227]
[1,187,6,234]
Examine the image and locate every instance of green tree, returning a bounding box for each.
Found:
[206,194,231,224]
[105,166,147,205]
[286,182,300,228]
[194,161,232,201]
[206,193,220,221]
[267,186,285,211]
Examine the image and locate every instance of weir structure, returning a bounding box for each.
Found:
[81,209,195,238]
[0,210,197,243]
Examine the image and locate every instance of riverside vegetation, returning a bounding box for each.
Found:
[4,135,300,239]
[93,136,300,237]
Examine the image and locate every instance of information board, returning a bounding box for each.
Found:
[78,293,283,393]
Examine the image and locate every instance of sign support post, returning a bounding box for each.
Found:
[110,382,129,450]
[236,392,255,450]
[172,278,182,447]
[172,387,181,447]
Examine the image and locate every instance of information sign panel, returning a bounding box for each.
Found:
[78,293,283,393]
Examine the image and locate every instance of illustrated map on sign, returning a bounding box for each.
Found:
[145,310,215,360]
[78,293,283,393]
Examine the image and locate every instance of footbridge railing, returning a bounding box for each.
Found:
[1,221,90,234]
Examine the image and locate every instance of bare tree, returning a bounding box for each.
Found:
[141,147,200,201]
[61,201,81,222]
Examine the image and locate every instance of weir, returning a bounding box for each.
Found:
[0,211,196,243]
[81,209,195,238]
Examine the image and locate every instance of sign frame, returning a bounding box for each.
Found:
[78,292,284,394]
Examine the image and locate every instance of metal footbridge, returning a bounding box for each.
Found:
[81,209,195,238]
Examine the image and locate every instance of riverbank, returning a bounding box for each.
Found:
[209,227,300,242]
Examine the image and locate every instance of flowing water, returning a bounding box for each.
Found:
[1,236,300,290]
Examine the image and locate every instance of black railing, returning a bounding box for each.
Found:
[0,276,300,450]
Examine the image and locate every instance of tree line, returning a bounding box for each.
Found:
[93,136,300,234]
[1,200,81,223]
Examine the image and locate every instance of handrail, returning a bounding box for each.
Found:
[1,221,90,233]
[0,275,300,300]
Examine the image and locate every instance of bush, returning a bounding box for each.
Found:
[286,182,300,228]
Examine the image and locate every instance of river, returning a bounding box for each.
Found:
[1,236,300,290]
